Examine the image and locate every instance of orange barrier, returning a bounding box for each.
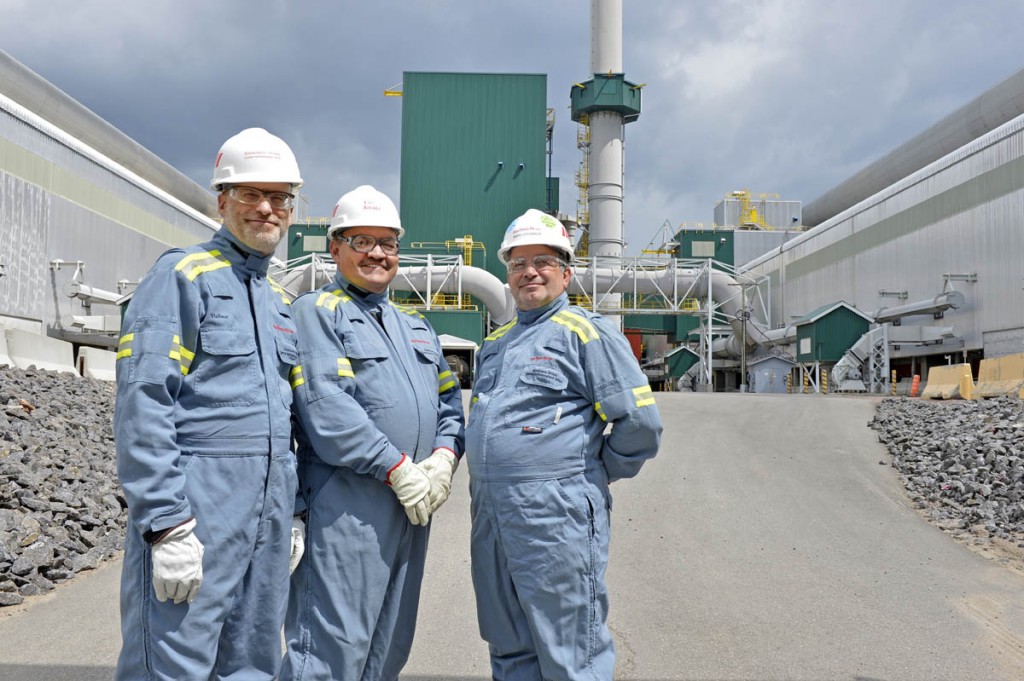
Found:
[921,364,974,400]
[909,374,921,397]
[975,352,1024,398]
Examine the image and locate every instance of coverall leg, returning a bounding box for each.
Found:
[470,474,614,681]
[282,462,428,681]
[116,448,295,680]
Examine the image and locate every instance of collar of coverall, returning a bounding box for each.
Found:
[215,227,273,276]
[516,292,569,326]
[335,274,389,308]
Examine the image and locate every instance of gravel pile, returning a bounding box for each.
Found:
[0,365,124,607]
[870,396,1024,549]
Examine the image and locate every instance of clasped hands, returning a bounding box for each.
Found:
[387,449,458,526]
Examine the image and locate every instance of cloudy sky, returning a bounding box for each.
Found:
[1,0,1021,253]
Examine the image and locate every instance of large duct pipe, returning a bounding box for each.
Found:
[0,49,218,219]
[803,67,1024,227]
[568,265,766,355]
[277,259,772,356]
[872,291,965,323]
[391,266,516,325]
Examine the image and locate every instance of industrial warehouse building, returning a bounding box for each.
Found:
[2,44,1024,394]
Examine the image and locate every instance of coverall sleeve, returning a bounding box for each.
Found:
[114,259,200,536]
[290,295,404,479]
[431,334,466,458]
[583,315,663,481]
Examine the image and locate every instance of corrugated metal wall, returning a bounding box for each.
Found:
[399,72,548,282]
[713,198,802,230]
[747,114,1024,359]
[1,96,218,334]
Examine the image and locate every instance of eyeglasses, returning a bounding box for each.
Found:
[227,186,295,210]
[506,255,568,274]
[335,234,401,255]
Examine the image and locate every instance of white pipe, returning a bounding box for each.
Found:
[588,0,625,322]
[591,0,623,73]
[277,259,777,356]
[872,291,965,323]
[392,266,516,325]
[569,265,768,353]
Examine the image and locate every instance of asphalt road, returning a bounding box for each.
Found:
[2,393,1024,680]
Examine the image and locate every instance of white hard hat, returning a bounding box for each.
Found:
[497,209,573,263]
[211,127,303,191]
[327,185,405,239]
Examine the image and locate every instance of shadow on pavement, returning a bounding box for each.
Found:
[0,664,115,681]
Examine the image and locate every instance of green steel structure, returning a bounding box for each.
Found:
[399,72,550,282]
[286,219,330,262]
[673,229,735,265]
[420,310,485,346]
[794,302,872,363]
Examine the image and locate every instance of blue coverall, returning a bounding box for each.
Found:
[114,228,298,680]
[281,274,465,681]
[466,292,662,681]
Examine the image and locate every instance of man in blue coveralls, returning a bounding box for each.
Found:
[466,209,663,681]
[114,128,305,680]
[281,184,465,681]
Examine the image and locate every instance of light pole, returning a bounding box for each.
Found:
[739,293,749,393]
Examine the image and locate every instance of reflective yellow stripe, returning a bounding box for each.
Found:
[174,250,231,282]
[316,290,350,311]
[438,370,456,393]
[633,385,656,407]
[391,302,426,319]
[289,365,305,388]
[168,335,195,375]
[484,319,517,342]
[552,311,598,344]
[471,395,479,405]
[178,346,195,375]
[594,401,608,422]
[116,333,133,360]
[268,277,291,305]
[337,357,354,378]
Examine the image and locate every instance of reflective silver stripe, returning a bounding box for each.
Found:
[391,303,426,319]
[169,335,195,375]
[485,319,517,342]
[174,250,230,282]
[116,333,133,360]
[633,385,656,407]
[552,311,598,344]
[316,290,350,311]
[268,277,291,305]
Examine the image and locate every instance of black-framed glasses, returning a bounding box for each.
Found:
[227,186,295,210]
[506,255,567,274]
[335,234,401,255]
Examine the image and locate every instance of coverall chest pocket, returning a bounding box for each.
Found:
[343,334,398,415]
[194,325,259,407]
[274,334,299,409]
[502,362,569,428]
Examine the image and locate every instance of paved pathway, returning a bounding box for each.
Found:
[2,393,1023,680]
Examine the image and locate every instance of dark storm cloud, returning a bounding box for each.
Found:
[1,0,1021,252]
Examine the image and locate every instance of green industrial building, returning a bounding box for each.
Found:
[287,71,557,343]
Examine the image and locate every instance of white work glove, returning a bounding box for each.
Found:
[151,518,204,605]
[289,516,305,575]
[387,454,432,526]
[419,448,459,514]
